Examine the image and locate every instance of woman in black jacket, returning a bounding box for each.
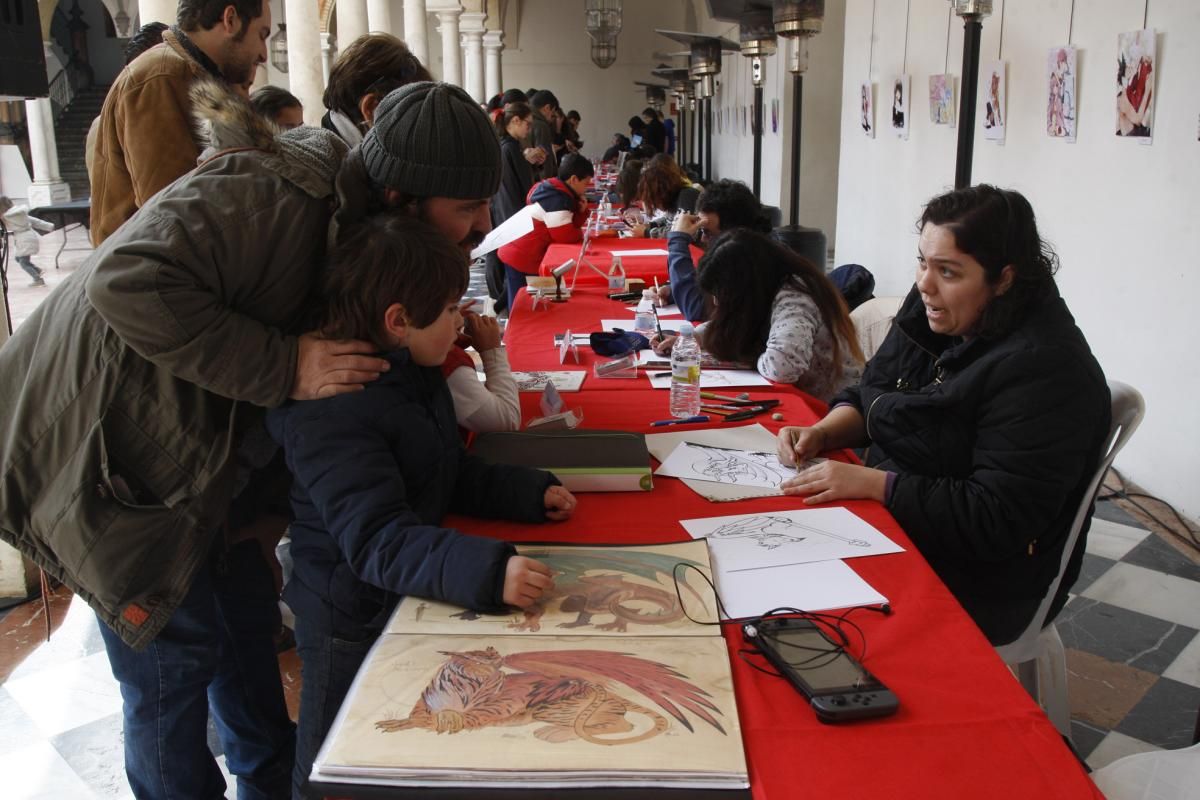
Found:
[775,185,1110,645]
[487,103,537,310]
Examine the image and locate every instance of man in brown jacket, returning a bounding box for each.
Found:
[88,0,271,245]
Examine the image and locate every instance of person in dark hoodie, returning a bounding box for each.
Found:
[775,185,1110,646]
[496,153,594,311]
[268,213,576,798]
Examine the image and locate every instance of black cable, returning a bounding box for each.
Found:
[1097,467,1200,552]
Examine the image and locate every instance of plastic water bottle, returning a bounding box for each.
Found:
[634,290,657,338]
[669,323,702,418]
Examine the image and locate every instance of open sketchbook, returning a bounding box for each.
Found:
[311,540,750,796]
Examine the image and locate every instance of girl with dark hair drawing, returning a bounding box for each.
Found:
[652,229,863,402]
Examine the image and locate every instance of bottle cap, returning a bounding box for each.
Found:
[679,322,694,336]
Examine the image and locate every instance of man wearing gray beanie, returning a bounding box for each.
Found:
[332,80,502,253]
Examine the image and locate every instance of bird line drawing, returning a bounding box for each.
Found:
[707,514,872,550]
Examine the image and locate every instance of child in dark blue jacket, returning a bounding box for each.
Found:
[266,213,576,796]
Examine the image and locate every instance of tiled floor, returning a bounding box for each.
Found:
[5,231,1200,795]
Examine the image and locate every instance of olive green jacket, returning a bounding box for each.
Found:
[0,93,349,649]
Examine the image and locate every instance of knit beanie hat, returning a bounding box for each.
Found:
[361,81,500,199]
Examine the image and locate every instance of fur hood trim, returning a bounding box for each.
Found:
[189,78,349,200]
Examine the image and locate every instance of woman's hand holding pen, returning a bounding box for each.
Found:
[776,425,828,466]
[651,334,677,356]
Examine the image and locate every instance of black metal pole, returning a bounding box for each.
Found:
[704,97,713,183]
[752,84,764,199]
[692,102,699,172]
[681,105,691,165]
[955,17,983,189]
[789,73,803,226]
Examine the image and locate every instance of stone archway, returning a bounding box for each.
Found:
[318,0,335,33]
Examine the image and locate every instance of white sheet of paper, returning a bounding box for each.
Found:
[681,507,904,572]
[513,371,586,393]
[469,204,538,259]
[656,441,797,490]
[601,318,686,334]
[645,424,787,502]
[714,558,888,619]
[646,370,772,389]
[625,303,682,316]
[607,248,669,257]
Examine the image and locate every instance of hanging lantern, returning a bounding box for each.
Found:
[948,0,993,18]
[270,23,289,73]
[585,0,622,69]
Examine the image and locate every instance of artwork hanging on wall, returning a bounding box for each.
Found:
[1116,29,1155,143]
[891,74,910,140]
[1046,46,1077,142]
[928,74,955,126]
[860,81,875,138]
[982,61,1007,143]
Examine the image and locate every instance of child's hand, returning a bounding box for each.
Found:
[655,283,673,306]
[464,312,502,352]
[503,556,554,608]
[543,485,576,521]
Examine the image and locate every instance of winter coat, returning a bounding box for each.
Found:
[89,28,216,246]
[529,109,557,180]
[494,134,534,224]
[1,204,49,257]
[266,350,558,640]
[0,81,350,650]
[835,286,1110,644]
[497,178,587,274]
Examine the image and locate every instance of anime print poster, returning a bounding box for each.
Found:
[860,81,875,138]
[891,74,910,140]
[1116,29,1156,143]
[1046,46,1077,142]
[982,61,1006,142]
[929,74,955,126]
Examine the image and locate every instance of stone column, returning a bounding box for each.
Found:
[284,0,324,126]
[433,6,462,87]
[367,0,393,33]
[137,0,177,26]
[337,0,369,47]
[459,11,486,103]
[320,32,336,85]
[403,0,429,68]
[482,30,503,101]
[24,95,70,206]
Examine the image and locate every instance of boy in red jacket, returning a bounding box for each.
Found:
[497,153,594,311]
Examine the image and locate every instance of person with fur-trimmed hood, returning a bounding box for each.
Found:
[496,153,594,311]
[0,78,501,800]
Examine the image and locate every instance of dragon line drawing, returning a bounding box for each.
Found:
[684,442,796,488]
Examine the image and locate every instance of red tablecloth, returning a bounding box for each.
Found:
[538,237,702,288]
[447,390,1101,799]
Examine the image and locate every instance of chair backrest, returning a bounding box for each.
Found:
[850,296,904,361]
[996,379,1146,663]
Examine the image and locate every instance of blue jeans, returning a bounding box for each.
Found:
[291,612,374,800]
[98,540,296,800]
[504,263,529,315]
[15,255,42,281]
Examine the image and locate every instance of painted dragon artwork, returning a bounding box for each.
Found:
[375,646,727,745]
[453,548,711,633]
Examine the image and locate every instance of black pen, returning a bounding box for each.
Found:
[651,304,664,340]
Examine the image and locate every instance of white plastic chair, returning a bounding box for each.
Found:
[849,296,903,361]
[1091,742,1200,800]
[994,380,1146,739]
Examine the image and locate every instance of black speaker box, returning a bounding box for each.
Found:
[0,0,48,100]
